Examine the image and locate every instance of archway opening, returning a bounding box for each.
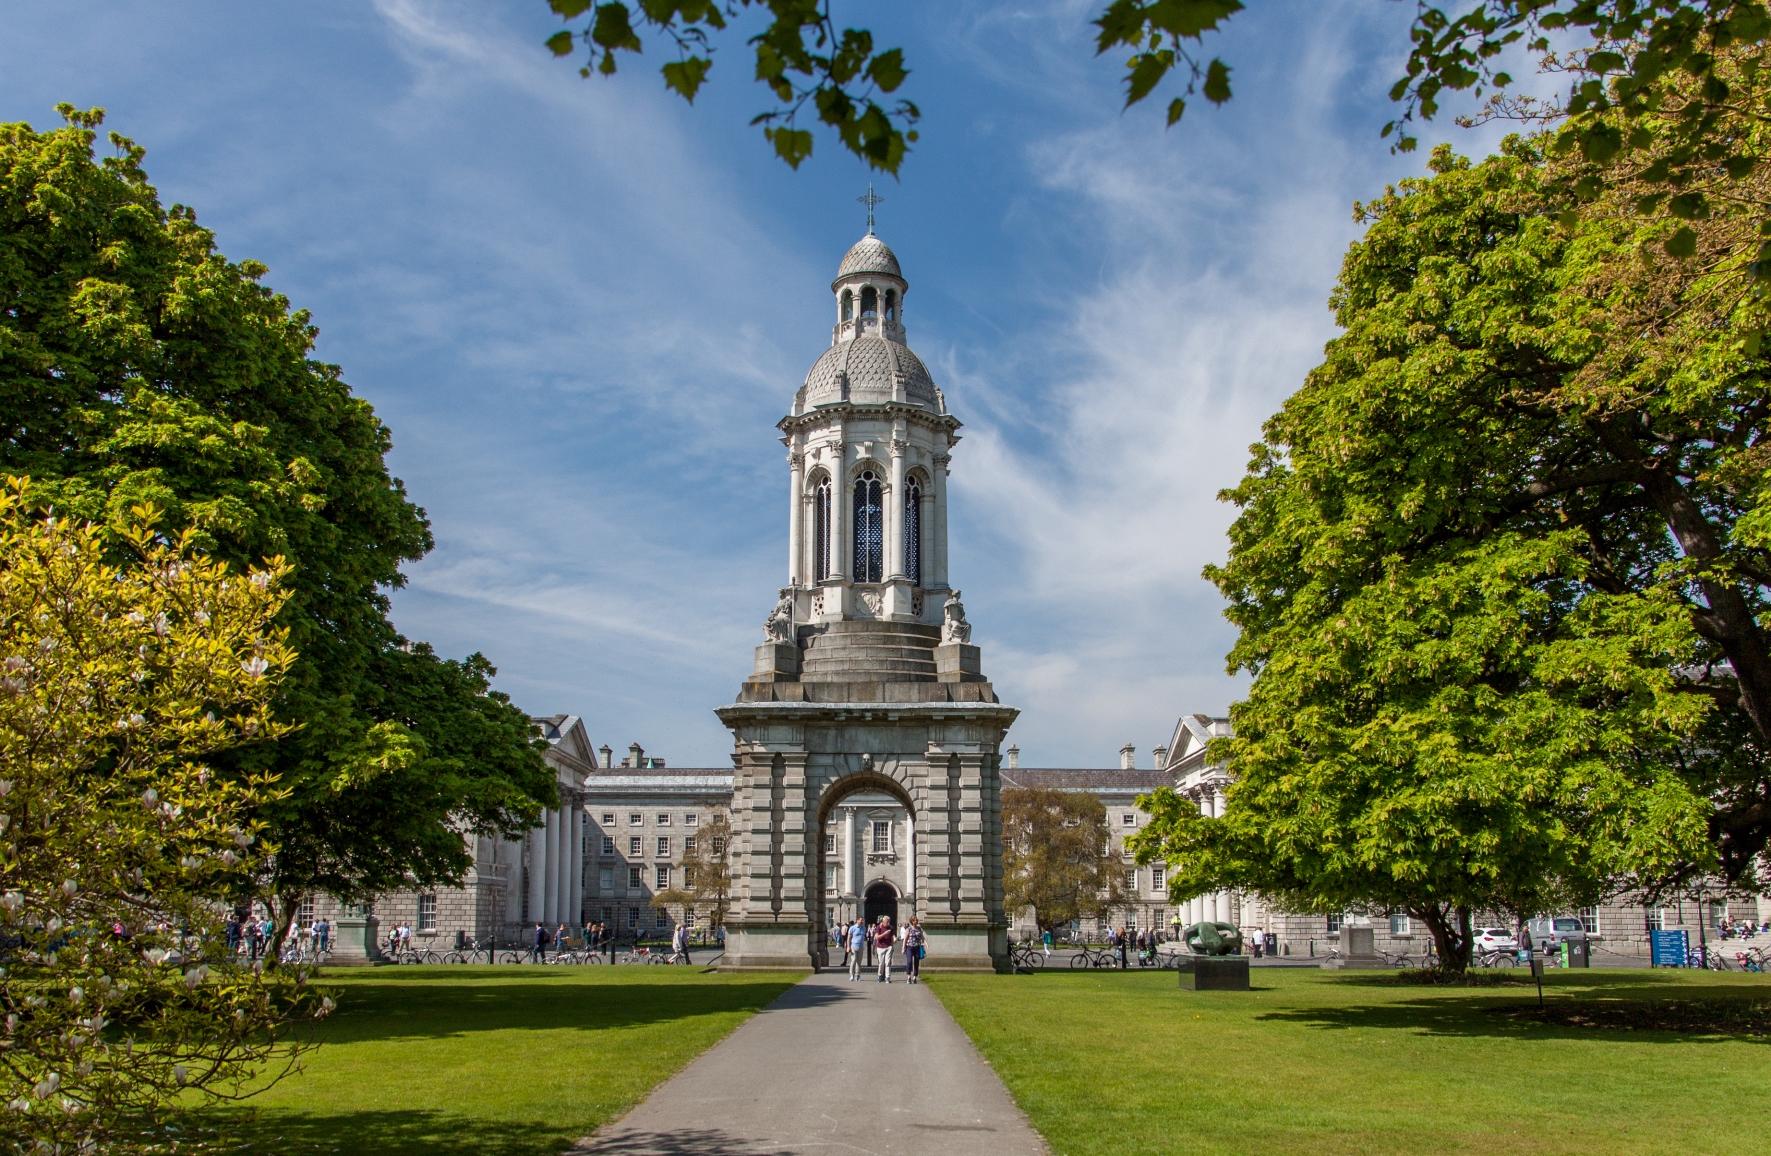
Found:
[864,881,900,929]
[813,771,915,969]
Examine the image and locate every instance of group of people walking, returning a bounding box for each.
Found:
[224,913,331,962]
[839,915,925,983]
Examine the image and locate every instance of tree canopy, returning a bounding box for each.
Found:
[0,109,556,941]
[1002,786,1127,933]
[1130,130,1771,969]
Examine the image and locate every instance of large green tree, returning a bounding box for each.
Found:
[0,109,555,948]
[1131,135,1770,970]
[1002,786,1128,935]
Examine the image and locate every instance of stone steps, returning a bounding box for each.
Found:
[799,619,940,683]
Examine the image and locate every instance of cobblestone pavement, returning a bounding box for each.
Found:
[570,970,1048,1156]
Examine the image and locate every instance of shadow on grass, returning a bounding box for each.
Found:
[203,1108,587,1156]
[1256,987,1771,1045]
[307,976,802,1044]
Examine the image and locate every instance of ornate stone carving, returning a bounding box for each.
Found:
[764,588,794,643]
[811,590,825,617]
[858,589,884,618]
[941,590,971,644]
[911,592,924,617]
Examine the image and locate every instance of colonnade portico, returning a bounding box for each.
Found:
[1179,777,1233,928]
[522,793,583,930]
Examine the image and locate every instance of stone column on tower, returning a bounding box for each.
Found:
[844,806,858,896]
[542,807,559,925]
[931,453,951,589]
[787,449,805,586]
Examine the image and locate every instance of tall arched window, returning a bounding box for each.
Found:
[903,479,921,587]
[860,286,878,317]
[884,288,897,321]
[853,471,883,583]
[813,476,832,581]
[840,290,853,322]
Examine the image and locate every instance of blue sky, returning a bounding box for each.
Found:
[1,2,1532,767]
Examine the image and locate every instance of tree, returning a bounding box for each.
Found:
[651,814,733,930]
[0,481,328,1153]
[0,110,557,958]
[1002,787,1128,935]
[1131,135,1766,971]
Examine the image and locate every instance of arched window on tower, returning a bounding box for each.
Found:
[860,286,878,317]
[813,476,832,581]
[884,289,897,322]
[840,290,853,322]
[852,471,883,583]
[903,479,921,587]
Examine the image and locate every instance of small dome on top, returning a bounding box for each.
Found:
[837,233,902,281]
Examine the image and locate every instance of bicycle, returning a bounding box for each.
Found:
[1474,948,1517,968]
[1007,941,1045,973]
[1068,945,1116,969]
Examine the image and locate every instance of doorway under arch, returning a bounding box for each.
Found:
[864,881,900,930]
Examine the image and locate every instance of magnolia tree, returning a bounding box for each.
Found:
[0,481,328,1153]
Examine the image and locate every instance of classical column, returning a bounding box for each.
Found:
[787,450,804,585]
[830,438,850,581]
[885,435,907,580]
[567,806,583,926]
[844,806,859,896]
[930,452,951,587]
[542,807,559,925]
[526,826,545,927]
[905,809,916,910]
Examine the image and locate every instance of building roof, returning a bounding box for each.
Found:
[800,335,940,411]
[1002,768,1174,793]
[836,232,902,281]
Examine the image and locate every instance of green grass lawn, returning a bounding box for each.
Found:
[202,965,800,1156]
[926,967,1771,1156]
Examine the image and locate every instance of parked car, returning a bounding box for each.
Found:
[1526,916,1588,950]
[1473,927,1518,952]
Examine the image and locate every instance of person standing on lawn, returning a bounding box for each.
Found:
[874,916,895,983]
[847,918,867,980]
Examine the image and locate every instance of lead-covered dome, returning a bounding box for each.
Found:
[836,233,902,281]
[799,335,938,410]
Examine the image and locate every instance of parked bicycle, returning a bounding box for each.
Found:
[1068,944,1117,969]
[1007,941,1045,973]
[1474,947,1517,968]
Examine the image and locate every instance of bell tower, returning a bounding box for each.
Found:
[716,223,1016,972]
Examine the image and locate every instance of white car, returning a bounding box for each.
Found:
[1473,927,1518,952]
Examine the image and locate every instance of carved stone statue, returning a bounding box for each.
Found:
[940,590,971,644]
[1183,921,1244,957]
[764,588,794,644]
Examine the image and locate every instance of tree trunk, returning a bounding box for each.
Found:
[260,891,303,973]
[1414,903,1473,973]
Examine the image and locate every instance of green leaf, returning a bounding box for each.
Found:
[866,48,908,93]
[1725,155,1757,179]
[1668,192,1709,220]
[545,30,575,57]
[661,57,711,102]
[1123,51,1174,107]
[1203,58,1232,104]
[764,126,814,169]
[590,3,641,53]
[1665,226,1698,257]
[1587,51,1625,73]
[550,0,593,16]
[1580,123,1624,164]
[1167,97,1187,126]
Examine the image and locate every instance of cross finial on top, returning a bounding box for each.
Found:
[858,184,885,234]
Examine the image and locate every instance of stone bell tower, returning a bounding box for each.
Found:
[716,221,1016,971]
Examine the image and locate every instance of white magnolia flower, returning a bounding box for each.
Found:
[60,880,77,897]
[241,656,269,678]
[32,1073,58,1099]
[172,1064,188,1085]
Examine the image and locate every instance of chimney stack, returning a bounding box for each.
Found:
[1005,745,1019,770]
[628,742,644,769]
[1120,743,1135,770]
[1152,744,1169,770]
[598,744,613,769]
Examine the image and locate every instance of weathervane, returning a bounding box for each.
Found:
[858,185,884,234]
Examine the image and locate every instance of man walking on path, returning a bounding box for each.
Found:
[847,919,866,980]
[530,922,547,963]
[874,916,895,983]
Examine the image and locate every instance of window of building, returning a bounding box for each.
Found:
[600,906,613,923]
[418,894,437,931]
[599,868,613,891]
[656,866,670,889]
[628,836,642,856]
[602,836,615,855]
[853,472,883,582]
[1577,907,1601,935]
[655,908,670,929]
[860,285,877,316]
[628,866,642,889]
[827,865,838,888]
[296,896,315,926]
[626,907,638,928]
[1326,913,1344,934]
[1389,913,1410,936]
[1709,899,1728,927]
[825,830,836,854]
[601,812,615,825]
[712,836,725,855]
[1153,907,1167,928]
[841,288,853,321]
[814,476,832,581]
[904,480,921,586]
[1645,907,1664,931]
[871,820,891,854]
[884,288,897,321]
[1151,866,1166,890]
[628,813,643,826]
[1122,813,1137,827]
[657,836,670,857]
[656,813,670,826]
[1125,870,1138,893]
[685,866,696,887]
[685,836,697,854]
[685,813,698,827]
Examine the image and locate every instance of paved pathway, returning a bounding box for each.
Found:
[571,970,1048,1156]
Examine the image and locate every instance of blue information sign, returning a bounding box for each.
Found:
[1650,928,1688,967]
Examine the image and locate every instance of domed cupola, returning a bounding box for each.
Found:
[836,233,902,280]
[830,229,909,350]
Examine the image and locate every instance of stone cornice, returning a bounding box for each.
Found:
[778,400,960,437]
